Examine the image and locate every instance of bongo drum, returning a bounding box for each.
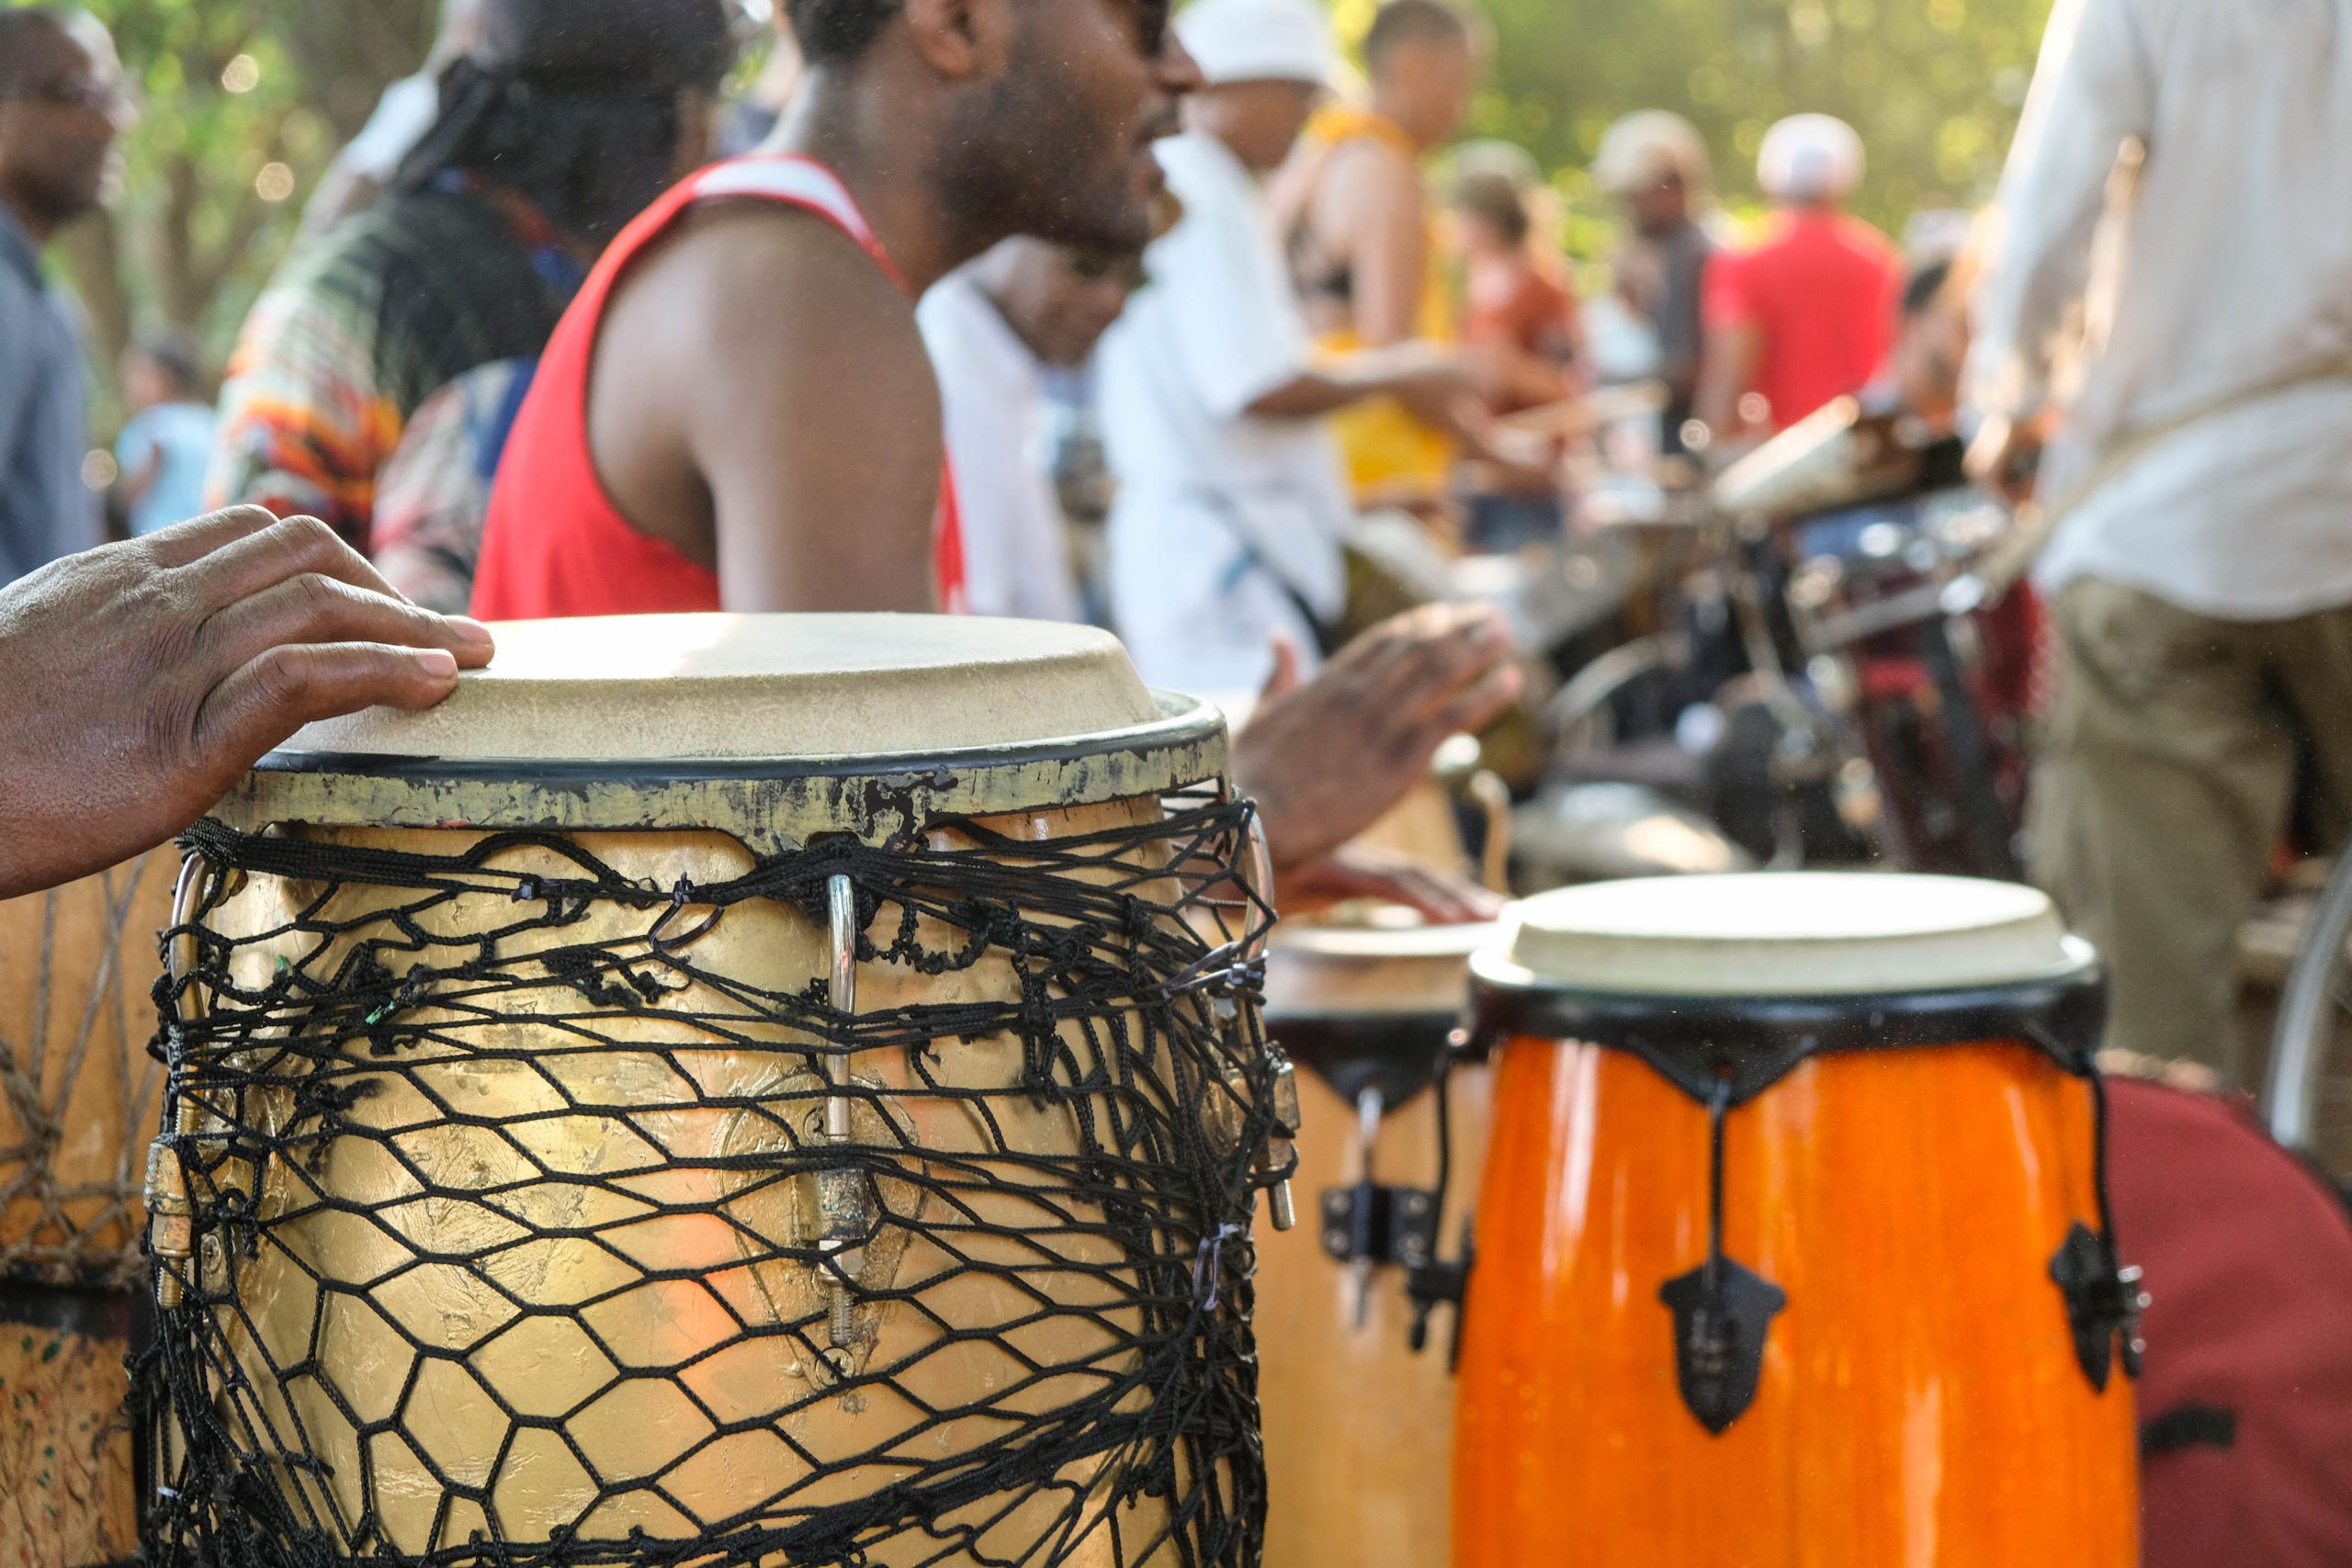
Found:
[141,615,1295,1568]
[1455,874,2143,1567]
[0,855,174,1567]
[1255,915,1497,1568]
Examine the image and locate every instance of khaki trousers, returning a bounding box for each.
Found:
[2029,579,2352,1084]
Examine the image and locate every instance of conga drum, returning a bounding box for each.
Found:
[141,615,1295,1568]
[1455,874,2143,1566]
[0,855,175,1567]
[1256,915,1497,1568]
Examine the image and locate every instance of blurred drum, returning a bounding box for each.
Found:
[1456,874,2142,1566]
[0,854,174,1567]
[1256,915,1497,1568]
[143,615,1295,1568]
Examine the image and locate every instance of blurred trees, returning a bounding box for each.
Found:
[60,0,435,375]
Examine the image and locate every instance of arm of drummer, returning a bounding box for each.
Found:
[627,205,943,614]
[1963,0,2154,503]
[0,509,495,900]
[1233,603,1522,875]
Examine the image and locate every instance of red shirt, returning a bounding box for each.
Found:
[470,154,967,622]
[1461,258,1582,414]
[1702,209,1904,431]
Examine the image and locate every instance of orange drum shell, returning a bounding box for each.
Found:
[1255,1059,1490,1568]
[1455,1035,2140,1568]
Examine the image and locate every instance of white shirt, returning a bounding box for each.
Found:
[1967,0,2352,619]
[1098,130,1353,694]
[917,271,1084,623]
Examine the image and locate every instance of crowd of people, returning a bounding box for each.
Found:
[2,0,2349,1093]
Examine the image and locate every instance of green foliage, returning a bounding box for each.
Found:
[48,0,433,383]
[1457,0,2058,250]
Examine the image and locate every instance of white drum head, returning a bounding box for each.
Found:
[1488,874,2091,998]
[283,615,1165,763]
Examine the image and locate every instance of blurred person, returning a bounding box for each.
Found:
[1451,149,1582,415]
[1591,109,1715,455]
[113,333,217,540]
[1967,0,2352,1084]
[1277,0,1484,505]
[0,6,127,586]
[920,237,1139,622]
[0,510,493,899]
[1885,257,1968,434]
[1097,0,1491,694]
[300,0,490,235]
[468,0,1209,626]
[1695,113,1904,442]
[209,0,735,555]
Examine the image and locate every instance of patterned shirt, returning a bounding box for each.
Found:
[207,186,573,552]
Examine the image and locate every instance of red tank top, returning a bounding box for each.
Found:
[469,153,968,620]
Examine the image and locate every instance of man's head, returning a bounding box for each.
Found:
[1363,0,1478,152]
[971,235,1139,367]
[1176,0,1332,174]
[0,7,129,240]
[1757,113,1863,210]
[121,332,206,412]
[1594,109,1708,238]
[790,0,1199,256]
[399,0,737,245]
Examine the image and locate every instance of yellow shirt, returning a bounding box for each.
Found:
[1298,105,1455,503]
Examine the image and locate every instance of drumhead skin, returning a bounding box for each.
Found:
[211,615,1230,852]
[288,615,1163,763]
[1488,873,2092,998]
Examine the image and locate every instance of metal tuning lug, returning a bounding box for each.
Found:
[815,874,876,1371]
[1261,1046,1301,1231]
[2049,1222,2149,1393]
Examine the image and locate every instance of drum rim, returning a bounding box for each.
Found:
[206,691,1231,852]
[1467,945,2106,1106]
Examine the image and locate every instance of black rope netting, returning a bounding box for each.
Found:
[142,795,1289,1568]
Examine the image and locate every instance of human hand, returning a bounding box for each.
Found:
[1234,604,1524,874]
[1965,414,2046,507]
[1275,844,1506,926]
[0,509,496,898]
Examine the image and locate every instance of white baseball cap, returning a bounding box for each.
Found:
[1758,113,1865,203]
[1592,110,1712,197]
[1177,0,1338,88]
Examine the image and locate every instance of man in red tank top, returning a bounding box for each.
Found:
[471,0,1200,621]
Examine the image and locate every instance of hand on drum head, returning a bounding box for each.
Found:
[1277,843,1506,925]
[1234,603,1523,872]
[0,509,496,898]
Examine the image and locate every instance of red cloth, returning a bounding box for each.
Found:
[471,153,967,622]
[1461,259,1581,413]
[1702,209,1904,431]
[2107,1077,2352,1567]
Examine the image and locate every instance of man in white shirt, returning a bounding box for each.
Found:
[1967,0,2352,1078]
[1096,0,1479,694]
[920,239,1136,622]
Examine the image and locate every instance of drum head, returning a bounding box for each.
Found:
[1486,873,2091,998]
[286,615,1163,763]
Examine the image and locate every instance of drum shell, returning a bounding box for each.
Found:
[1454,1031,2140,1568]
[175,798,1214,1566]
[1254,1045,1490,1568]
[0,859,172,1566]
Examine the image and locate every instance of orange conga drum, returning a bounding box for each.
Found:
[1455,874,2142,1566]
[1256,916,1497,1568]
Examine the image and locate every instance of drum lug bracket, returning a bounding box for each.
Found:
[1318,1182,1442,1273]
[1661,1257,1787,1435]
[2049,1222,2148,1393]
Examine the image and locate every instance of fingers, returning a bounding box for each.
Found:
[1258,637,1304,705]
[193,642,465,778]
[200,570,497,678]
[142,504,288,569]
[176,512,410,607]
[1430,661,1525,742]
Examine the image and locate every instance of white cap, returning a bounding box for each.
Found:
[1758,113,1865,203]
[1592,110,1711,197]
[1177,0,1337,87]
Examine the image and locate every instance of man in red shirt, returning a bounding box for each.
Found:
[1695,113,1904,442]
